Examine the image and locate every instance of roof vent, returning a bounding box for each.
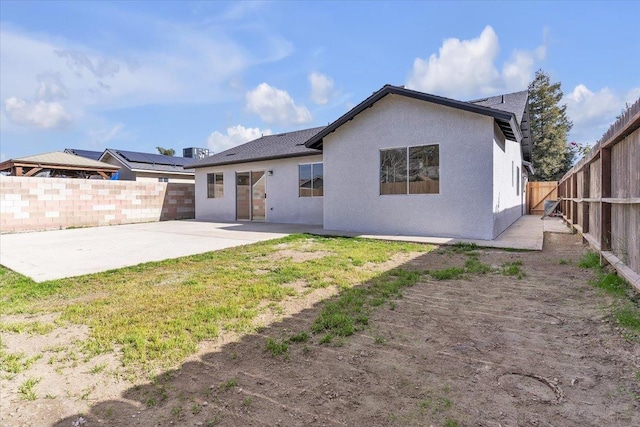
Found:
[226,153,236,156]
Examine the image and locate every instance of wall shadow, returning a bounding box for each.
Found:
[51,254,431,427]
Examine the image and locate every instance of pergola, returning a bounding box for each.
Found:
[0,151,119,179]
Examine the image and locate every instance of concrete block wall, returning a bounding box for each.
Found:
[0,176,195,233]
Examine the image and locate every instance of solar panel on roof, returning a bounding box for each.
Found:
[116,150,192,167]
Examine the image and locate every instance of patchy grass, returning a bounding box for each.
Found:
[578,251,601,269]
[311,269,421,341]
[430,267,465,281]
[579,251,640,340]
[18,377,41,401]
[464,258,492,274]
[265,338,289,357]
[501,261,526,279]
[0,337,41,374]
[289,331,310,343]
[0,234,431,370]
[0,321,55,335]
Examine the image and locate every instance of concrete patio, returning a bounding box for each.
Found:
[0,215,570,282]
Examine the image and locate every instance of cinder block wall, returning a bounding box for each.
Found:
[0,176,195,233]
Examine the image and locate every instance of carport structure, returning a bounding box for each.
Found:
[0,151,119,179]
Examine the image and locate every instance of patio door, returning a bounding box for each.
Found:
[236,171,266,221]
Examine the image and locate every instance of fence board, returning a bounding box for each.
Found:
[558,97,640,289]
[527,181,558,215]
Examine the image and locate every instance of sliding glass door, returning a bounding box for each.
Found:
[236,171,266,221]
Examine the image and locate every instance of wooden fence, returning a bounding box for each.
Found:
[557,98,640,290]
[527,181,558,215]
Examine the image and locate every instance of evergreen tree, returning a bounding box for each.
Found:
[156,146,175,156]
[528,70,573,181]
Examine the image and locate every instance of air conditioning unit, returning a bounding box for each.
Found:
[183,147,210,159]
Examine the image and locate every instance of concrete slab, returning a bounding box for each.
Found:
[316,215,546,251]
[0,215,561,283]
[0,220,317,282]
[542,216,573,234]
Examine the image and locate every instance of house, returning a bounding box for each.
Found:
[0,151,119,179]
[64,148,104,161]
[189,84,531,240]
[99,149,195,183]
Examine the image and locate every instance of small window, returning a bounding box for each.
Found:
[207,172,224,198]
[299,163,323,197]
[381,144,439,195]
[158,177,169,183]
[516,167,520,196]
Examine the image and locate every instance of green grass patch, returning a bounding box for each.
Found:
[220,378,237,391]
[0,235,431,370]
[464,258,491,274]
[265,338,289,357]
[578,253,640,340]
[311,269,421,341]
[578,251,600,269]
[501,261,526,279]
[18,377,41,401]
[430,267,465,281]
[289,331,310,343]
[0,321,55,335]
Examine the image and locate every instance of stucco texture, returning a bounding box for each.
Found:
[322,94,499,240]
[194,155,323,225]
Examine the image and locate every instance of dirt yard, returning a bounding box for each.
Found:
[3,232,640,426]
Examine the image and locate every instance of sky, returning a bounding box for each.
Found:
[1,1,639,161]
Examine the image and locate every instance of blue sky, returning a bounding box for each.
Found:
[1,1,639,161]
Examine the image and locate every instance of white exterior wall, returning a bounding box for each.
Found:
[491,123,525,238]
[195,155,323,225]
[323,95,495,240]
[135,172,194,183]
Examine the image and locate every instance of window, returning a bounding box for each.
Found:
[207,172,224,198]
[158,177,169,183]
[516,167,520,196]
[380,144,439,195]
[299,163,323,197]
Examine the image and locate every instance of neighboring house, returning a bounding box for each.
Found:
[99,149,195,183]
[0,151,119,179]
[64,148,104,161]
[190,85,532,240]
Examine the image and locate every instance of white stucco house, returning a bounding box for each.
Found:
[190,85,532,240]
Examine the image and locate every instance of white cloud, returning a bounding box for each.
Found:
[565,84,640,144]
[4,97,72,129]
[0,18,293,117]
[309,72,335,105]
[35,72,69,101]
[88,123,125,146]
[246,83,312,125]
[207,125,272,153]
[406,25,545,99]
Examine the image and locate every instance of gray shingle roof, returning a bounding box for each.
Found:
[468,91,529,124]
[469,90,531,162]
[305,85,523,150]
[189,127,325,169]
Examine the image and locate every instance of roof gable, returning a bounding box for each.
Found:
[4,151,119,169]
[189,127,325,169]
[304,85,525,156]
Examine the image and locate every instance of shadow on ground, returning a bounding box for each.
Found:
[53,233,640,427]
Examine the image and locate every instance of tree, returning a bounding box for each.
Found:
[156,146,175,156]
[528,70,573,181]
